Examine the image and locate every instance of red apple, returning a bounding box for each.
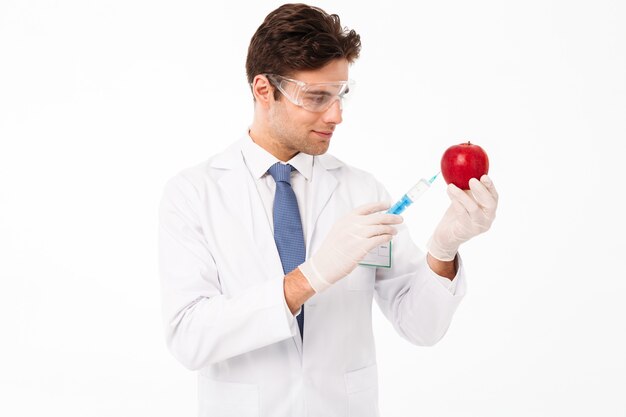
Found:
[441,141,489,190]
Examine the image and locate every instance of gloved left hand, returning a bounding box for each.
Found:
[427,175,499,261]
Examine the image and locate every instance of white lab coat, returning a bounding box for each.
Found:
[158,137,467,417]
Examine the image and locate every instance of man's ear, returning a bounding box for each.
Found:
[251,75,273,108]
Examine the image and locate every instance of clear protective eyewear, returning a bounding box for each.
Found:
[265,73,355,112]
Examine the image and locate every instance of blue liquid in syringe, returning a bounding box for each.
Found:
[387,173,439,215]
[388,195,413,214]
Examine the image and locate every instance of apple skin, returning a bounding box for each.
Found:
[441,142,489,190]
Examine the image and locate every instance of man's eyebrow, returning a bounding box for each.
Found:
[307,89,332,95]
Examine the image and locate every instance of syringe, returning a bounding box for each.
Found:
[387,172,440,215]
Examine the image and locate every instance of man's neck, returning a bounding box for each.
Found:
[248,126,297,162]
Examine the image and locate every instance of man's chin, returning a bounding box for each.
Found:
[305,143,330,156]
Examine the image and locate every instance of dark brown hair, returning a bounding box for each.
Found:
[246,3,361,98]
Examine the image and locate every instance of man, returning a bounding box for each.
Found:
[158,3,498,417]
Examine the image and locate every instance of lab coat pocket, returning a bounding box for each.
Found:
[346,267,375,291]
[345,364,379,417]
[198,375,259,417]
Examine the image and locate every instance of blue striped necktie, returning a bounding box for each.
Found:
[268,162,306,339]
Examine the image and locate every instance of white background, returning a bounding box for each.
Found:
[1,0,625,416]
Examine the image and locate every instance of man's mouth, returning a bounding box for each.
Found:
[313,130,333,139]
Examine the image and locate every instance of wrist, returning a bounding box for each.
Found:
[283,268,316,315]
[298,261,332,293]
[426,235,459,262]
[427,253,458,279]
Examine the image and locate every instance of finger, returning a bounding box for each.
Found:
[447,183,479,212]
[447,183,488,225]
[362,212,404,225]
[368,233,394,248]
[450,197,469,218]
[468,178,497,214]
[353,201,391,215]
[360,224,398,238]
[480,175,499,202]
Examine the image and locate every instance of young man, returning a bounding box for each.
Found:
[159,4,498,417]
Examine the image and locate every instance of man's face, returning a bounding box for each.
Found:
[267,58,349,159]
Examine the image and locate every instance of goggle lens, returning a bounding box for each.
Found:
[266,74,354,112]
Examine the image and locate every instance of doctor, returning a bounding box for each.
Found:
[158,3,498,417]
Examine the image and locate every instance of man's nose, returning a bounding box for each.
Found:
[322,98,343,124]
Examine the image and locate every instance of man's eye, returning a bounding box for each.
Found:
[304,94,330,104]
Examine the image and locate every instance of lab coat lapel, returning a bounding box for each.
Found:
[213,141,285,284]
[306,155,339,252]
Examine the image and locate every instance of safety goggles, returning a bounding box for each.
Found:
[265,74,355,112]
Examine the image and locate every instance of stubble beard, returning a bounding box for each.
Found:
[270,108,330,157]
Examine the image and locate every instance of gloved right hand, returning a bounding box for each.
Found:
[427,175,498,261]
[298,201,402,293]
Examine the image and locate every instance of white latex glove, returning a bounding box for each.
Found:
[427,175,499,261]
[299,201,402,293]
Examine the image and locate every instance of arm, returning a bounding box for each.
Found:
[284,268,315,315]
[427,253,458,280]
[373,175,498,346]
[373,224,467,347]
[158,175,297,370]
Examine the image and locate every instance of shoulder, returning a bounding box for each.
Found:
[317,153,390,200]
[161,139,243,199]
[318,153,373,179]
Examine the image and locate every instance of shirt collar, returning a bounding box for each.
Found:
[241,133,313,181]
